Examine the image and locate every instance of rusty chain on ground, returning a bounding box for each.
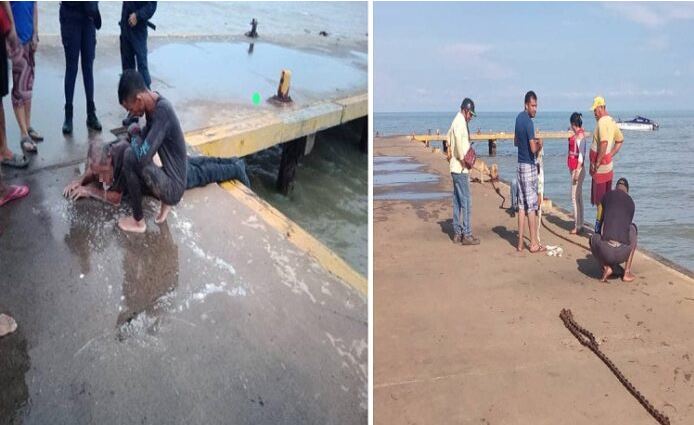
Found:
[559,309,670,425]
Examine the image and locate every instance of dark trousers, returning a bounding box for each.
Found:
[123,148,184,221]
[60,12,96,108]
[186,156,251,189]
[120,31,151,88]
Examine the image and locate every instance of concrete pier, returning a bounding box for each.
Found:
[0,27,367,424]
[375,135,694,425]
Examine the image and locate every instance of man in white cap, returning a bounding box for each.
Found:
[589,96,624,225]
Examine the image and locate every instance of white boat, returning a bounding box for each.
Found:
[617,116,659,131]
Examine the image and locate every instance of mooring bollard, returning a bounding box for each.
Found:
[245,18,258,38]
[269,70,293,105]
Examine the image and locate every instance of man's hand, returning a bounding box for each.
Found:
[68,186,91,201]
[6,29,19,53]
[128,12,138,27]
[63,180,82,198]
[30,33,38,53]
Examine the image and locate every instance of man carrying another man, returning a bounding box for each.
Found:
[514,91,544,253]
[590,177,637,283]
[446,97,479,245]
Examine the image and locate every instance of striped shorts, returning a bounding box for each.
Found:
[517,163,538,212]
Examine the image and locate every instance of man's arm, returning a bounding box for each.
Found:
[67,184,122,205]
[135,2,157,23]
[129,111,169,168]
[610,139,624,158]
[527,119,543,154]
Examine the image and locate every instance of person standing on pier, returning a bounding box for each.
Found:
[589,96,624,226]
[446,97,480,245]
[115,69,187,233]
[59,1,103,134]
[567,112,587,234]
[119,1,156,126]
[514,91,544,253]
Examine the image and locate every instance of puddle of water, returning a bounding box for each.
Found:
[150,42,367,105]
[373,172,438,186]
[373,155,448,201]
[374,192,449,201]
[373,156,439,187]
[374,162,423,173]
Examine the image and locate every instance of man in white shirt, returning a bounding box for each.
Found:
[446,97,480,245]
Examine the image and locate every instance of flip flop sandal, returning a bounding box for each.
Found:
[1,154,30,169]
[529,245,547,254]
[21,139,37,153]
[0,184,30,207]
[28,127,44,142]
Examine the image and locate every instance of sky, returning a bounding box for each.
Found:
[374,2,694,112]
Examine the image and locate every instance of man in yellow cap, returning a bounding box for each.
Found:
[589,96,624,226]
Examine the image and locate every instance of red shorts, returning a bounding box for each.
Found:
[591,179,612,205]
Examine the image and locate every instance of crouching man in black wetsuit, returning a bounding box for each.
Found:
[63,136,251,210]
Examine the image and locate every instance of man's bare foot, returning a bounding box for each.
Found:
[155,203,172,224]
[622,271,636,282]
[0,313,17,337]
[600,265,613,282]
[569,228,578,235]
[118,216,146,233]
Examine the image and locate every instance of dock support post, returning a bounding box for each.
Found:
[277,136,307,196]
[488,139,497,157]
[360,116,368,153]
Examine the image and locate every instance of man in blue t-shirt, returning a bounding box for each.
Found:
[514,90,544,253]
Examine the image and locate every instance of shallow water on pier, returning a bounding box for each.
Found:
[373,156,448,201]
[377,111,694,271]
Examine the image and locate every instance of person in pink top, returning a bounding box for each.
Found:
[567,112,587,234]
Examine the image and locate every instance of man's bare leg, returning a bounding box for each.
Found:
[601,265,613,282]
[517,210,526,251]
[13,104,28,137]
[155,202,172,224]
[623,225,638,282]
[118,216,146,233]
[0,313,17,337]
[528,210,541,251]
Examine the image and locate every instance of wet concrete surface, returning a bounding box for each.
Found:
[0,34,367,423]
[1,38,366,175]
[0,166,366,424]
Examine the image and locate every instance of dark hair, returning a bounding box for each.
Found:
[570,112,583,128]
[118,69,147,104]
[524,90,537,104]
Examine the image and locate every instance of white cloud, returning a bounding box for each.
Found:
[439,42,514,80]
[603,2,694,28]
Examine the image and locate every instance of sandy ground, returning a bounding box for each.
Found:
[374,135,694,424]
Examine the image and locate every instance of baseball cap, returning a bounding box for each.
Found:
[616,177,629,191]
[461,98,476,116]
[591,96,606,111]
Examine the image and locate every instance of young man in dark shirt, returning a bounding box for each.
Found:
[115,69,187,232]
[63,137,250,210]
[590,177,637,282]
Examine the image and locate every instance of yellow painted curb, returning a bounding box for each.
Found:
[219,181,368,296]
